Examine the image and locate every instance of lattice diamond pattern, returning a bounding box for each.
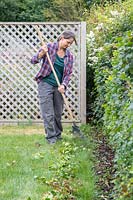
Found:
[0,23,81,123]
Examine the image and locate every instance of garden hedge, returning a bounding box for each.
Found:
[86,0,133,199]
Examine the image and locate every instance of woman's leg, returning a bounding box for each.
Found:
[38,81,57,143]
[53,87,64,138]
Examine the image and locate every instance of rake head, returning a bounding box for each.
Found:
[72,122,85,138]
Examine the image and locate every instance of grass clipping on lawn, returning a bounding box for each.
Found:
[0,125,96,200]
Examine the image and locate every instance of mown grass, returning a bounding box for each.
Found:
[0,124,97,200]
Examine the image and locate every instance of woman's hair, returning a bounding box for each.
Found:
[57,31,77,45]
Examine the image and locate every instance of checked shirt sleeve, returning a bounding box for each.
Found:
[62,53,74,88]
[31,49,46,64]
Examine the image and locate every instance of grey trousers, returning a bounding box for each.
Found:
[38,81,64,142]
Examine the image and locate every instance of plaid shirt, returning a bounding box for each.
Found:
[31,42,74,88]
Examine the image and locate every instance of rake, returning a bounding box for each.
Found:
[35,25,84,138]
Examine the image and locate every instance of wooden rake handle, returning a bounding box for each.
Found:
[35,25,74,121]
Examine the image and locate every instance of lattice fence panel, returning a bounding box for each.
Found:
[0,22,85,123]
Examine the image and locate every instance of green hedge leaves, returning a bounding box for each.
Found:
[86,1,133,199]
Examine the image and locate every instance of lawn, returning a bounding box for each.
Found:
[0,124,97,200]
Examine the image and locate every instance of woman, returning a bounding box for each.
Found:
[31,31,77,144]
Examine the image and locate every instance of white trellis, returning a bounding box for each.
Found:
[0,22,86,124]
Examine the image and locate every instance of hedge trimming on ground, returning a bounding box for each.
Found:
[86,0,133,199]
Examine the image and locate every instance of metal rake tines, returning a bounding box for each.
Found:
[72,122,85,138]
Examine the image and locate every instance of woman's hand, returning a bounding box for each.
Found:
[38,45,48,59]
[58,85,65,94]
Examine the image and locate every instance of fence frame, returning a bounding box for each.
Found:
[0,22,86,124]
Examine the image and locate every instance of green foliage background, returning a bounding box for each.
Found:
[0,0,121,22]
[0,0,133,199]
[0,0,88,22]
[86,0,133,199]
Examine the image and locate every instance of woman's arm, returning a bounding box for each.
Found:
[62,54,74,88]
[31,45,48,64]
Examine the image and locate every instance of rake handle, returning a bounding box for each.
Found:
[35,25,74,121]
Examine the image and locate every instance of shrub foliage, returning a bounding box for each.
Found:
[86,0,133,199]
